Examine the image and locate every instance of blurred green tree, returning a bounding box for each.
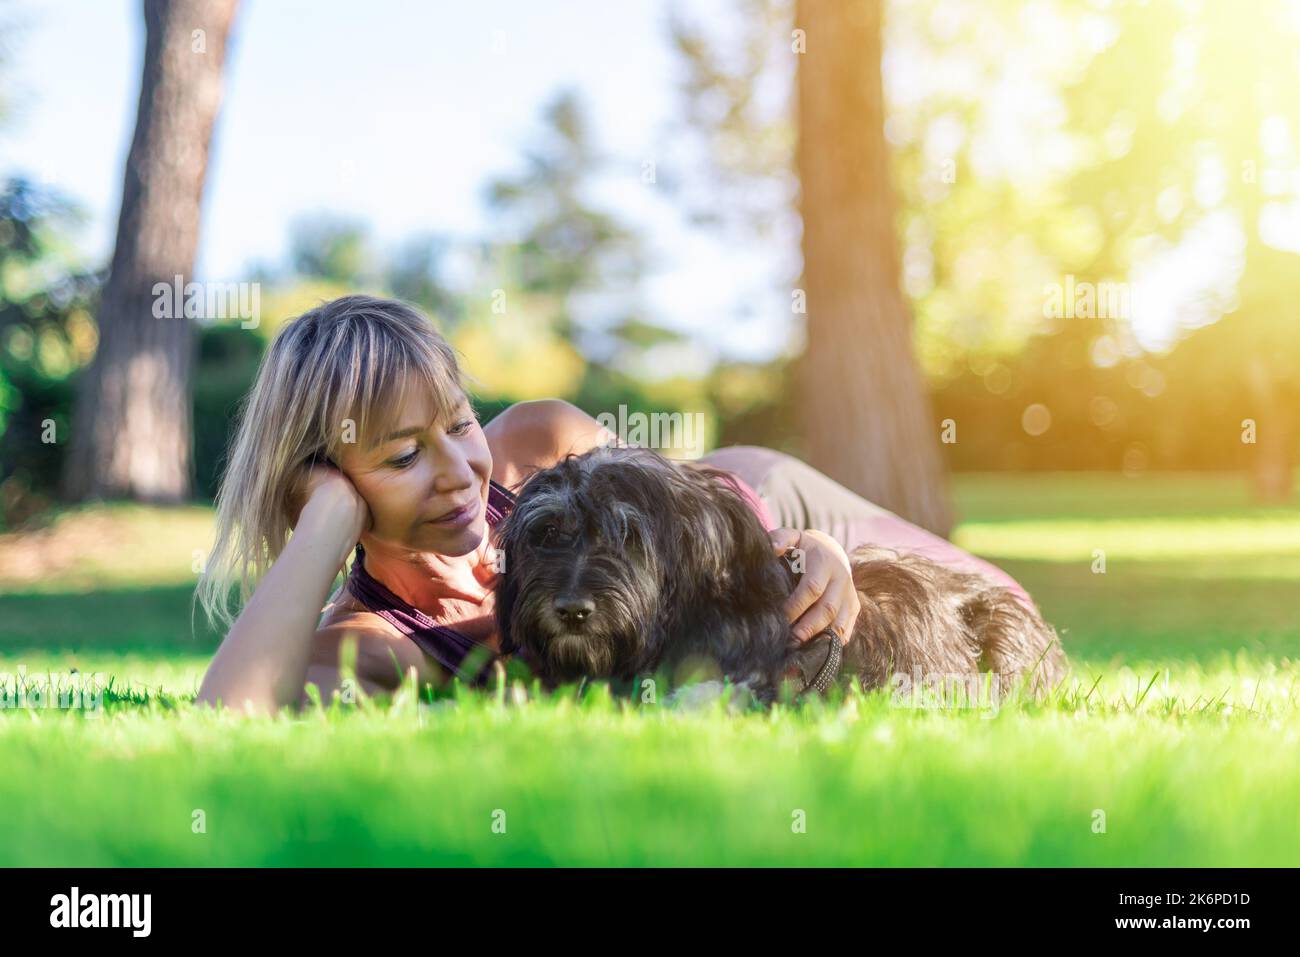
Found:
[470,88,696,429]
[288,213,374,286]
[385,232,463,329]
[1056,0,1300,499]
[483,89,646,304]
[0,178,100,526]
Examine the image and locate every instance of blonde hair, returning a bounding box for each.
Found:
[196,294,467,631]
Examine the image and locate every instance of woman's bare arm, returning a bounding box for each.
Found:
[195,472,368,716]
[298,621,420,708]
[485,398,618,490]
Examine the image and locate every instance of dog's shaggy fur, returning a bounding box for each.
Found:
[495,445,1067,704]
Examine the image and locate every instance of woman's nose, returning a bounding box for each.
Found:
[429,447,479,492]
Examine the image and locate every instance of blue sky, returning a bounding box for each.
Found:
[0,0,795,367]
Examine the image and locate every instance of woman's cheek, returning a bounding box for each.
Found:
[389,468,428,526]
[358,472,412,537]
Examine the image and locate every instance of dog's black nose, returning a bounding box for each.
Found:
[554,595,595,624]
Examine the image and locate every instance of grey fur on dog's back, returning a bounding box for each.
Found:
[843,545,1067,697]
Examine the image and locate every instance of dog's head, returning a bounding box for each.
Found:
[494,445,791,685]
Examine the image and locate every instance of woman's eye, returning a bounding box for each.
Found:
[389,449,418,468]
[450,419,474,436]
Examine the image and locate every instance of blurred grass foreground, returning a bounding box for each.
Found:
[0,472,1297,866]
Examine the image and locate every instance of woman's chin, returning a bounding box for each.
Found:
[423,517,486,556]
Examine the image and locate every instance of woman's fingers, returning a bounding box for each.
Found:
[794,580,861,643]
[767,527,802,555]
[830,585,861,644]
[288,460,371,539]
[773,527,821,634]
[783,550,834,640]
[792,592,836,641]
[287,463,333,528]
[771,527,862,643]
[793,541,861,643]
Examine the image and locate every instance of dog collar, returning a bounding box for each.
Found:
[783,629,844,697]
[805,630,843,695]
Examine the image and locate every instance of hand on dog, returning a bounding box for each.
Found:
[768,527,861,645]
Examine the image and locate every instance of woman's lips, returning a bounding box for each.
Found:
[429,495,480,527]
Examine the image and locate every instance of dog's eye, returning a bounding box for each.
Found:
[531,522,562,547]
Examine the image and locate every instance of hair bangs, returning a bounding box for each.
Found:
[322,321,465,458]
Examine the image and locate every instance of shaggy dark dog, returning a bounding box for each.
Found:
[495,445,1067,705]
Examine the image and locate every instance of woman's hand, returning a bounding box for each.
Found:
[286,460,371,548]
[198,463,372,717]
[768,527,861,645]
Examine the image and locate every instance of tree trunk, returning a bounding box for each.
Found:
[63,0,239,503]
[793,0,953,536]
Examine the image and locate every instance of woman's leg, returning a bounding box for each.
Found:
[700,445,1032,608]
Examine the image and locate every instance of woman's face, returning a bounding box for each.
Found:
[336,386,492,558]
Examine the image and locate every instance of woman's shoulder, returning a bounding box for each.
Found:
[315,583,442,686]
[318,582,402,643]
[484,398,616,491]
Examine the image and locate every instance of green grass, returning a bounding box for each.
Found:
[2,472,1298,866]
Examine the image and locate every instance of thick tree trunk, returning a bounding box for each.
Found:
[793,0,953,537]
[63,0,239,502]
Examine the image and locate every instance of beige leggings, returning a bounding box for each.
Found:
[698,444,1030,605]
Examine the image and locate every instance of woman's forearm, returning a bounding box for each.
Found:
[195,498,359,716]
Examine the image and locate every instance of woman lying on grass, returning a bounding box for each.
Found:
[195,295,1031,716]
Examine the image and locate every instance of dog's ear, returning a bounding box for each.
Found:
[492,507,525,657]
[663,464,796,681]
[492,560,519,657]
[678,465,788,597]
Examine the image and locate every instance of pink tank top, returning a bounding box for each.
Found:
[710,471,775,531]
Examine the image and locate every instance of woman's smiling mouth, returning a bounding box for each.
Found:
[428,496,480,527]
